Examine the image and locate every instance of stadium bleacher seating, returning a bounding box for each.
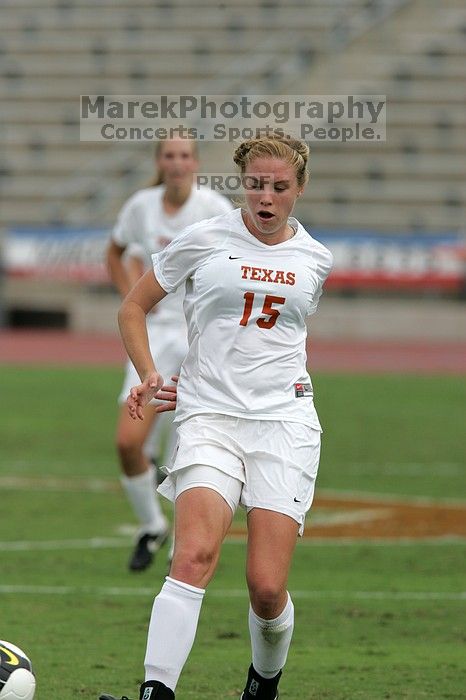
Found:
[0,0,465,232]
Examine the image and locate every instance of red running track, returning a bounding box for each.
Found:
[0,330,465,373]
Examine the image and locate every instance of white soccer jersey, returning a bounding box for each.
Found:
[152,208,333,428]
[112,184,233,325]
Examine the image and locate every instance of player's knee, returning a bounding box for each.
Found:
[171,542,218,587]
[116,434,142,464]
[247,576,285,617]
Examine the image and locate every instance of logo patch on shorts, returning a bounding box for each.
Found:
[294,383,312,398]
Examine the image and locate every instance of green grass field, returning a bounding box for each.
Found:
[1,366,465,699]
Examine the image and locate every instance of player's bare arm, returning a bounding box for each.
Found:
[106,239,132,298]
[119,270,168,419]
[126,254,145,288]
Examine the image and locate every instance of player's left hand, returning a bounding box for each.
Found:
[153,375,178,414]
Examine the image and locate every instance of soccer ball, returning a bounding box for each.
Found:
[0,642,35,700]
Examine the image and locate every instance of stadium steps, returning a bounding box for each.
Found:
[2,126,465,152]
[270,0,466,231]
[1,0,465,231]
[1,0,367,6]
[1,29,327,53]
[295,202,465,232]
[400,34,466,56]
[0,6,343,31]
[3,199,462,232]
[0,0,381,232]
[3,149,465,181]
[2,176,463,206]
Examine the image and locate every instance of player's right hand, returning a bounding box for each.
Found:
[127,371,164,420]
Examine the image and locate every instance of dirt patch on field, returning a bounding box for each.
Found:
[306,494,466,539]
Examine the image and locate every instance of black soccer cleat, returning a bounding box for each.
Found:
[139,680,175,699]
[99,680,175,700]
[240,664,281,699]
[128,529,169,572]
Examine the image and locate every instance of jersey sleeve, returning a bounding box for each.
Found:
[126,242,145,260]
[307,245,333,316]
[112,193,143,247]
[210,192,235,215]
[152,220,224,293]
[197,187,235,217]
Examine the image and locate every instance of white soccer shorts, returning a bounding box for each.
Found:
[158,413,322,535]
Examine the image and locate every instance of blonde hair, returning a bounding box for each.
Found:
[233,134,309,188]
[148,140,199,187]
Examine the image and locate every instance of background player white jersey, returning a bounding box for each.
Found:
[113,184,233,328]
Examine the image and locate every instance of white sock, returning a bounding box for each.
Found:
[249,593,294,679]
[120,466,167,535]
[144,576,205,690]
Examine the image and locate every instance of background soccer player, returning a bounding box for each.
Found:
[106,139,232,571]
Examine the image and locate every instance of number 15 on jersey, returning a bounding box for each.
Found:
[239,292,285,329]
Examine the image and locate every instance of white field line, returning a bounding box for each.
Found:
[318,488,466,508]
[294,535,466,545]
[0,535,465,553]
[0,475,119,493]
[310,508,390,526]
[231,534,466,545]
[339,462,464,476]
[0,537,131,551]
[0,584,464,601]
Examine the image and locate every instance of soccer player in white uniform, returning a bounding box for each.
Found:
[106,139,233,571]
[100,135,333,700]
